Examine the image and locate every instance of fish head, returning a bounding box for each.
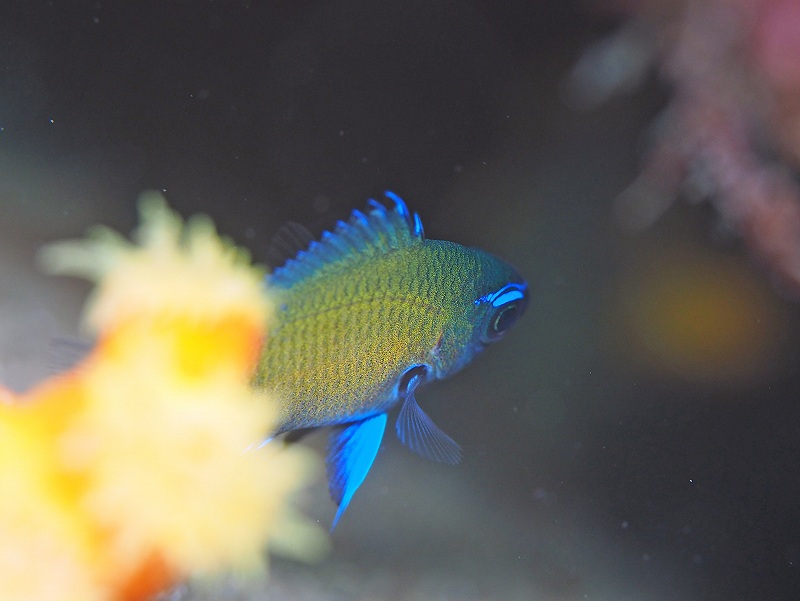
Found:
[427,244,529,380]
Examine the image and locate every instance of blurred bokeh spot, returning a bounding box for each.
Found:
[616,246,787,386]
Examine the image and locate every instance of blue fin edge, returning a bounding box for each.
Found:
[327,413,388,529]
[269,191,424,288]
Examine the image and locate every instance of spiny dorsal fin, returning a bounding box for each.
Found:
[267,221,316,269]
[269,190,425,288]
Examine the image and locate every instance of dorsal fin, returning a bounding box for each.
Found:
[267,221,316,269]
[269,191,425,288]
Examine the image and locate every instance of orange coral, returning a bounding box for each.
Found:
[0,194,323,601]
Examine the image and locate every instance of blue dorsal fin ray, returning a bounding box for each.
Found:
[327,412,388,529]
[269,191,424,288]
[395,376,462,465]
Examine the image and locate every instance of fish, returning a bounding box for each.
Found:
[254,191,528,528]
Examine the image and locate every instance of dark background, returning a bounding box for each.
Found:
[1,2,798,600]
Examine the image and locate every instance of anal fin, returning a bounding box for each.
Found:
[327,413,388,529]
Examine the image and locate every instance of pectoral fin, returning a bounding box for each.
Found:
[395,391,462,465]
[327,413,388,529]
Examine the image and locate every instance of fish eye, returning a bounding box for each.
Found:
[480,283,528,343]
[397,364,428,397]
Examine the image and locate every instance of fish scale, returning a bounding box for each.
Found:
[254,192,528,527]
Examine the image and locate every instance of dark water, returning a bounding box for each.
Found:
[1,2,798,600]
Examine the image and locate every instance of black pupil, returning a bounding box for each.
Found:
[493,304,519,334]
[398,364,428,397]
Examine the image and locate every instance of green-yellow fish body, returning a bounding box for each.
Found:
[254,192,528,527]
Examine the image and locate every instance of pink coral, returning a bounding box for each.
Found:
[580,0,800,295]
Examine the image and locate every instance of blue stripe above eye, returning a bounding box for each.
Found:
[474,283,527,307]
[490,287,525,307]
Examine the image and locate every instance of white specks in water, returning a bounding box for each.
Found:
[692,553,703,565]
[621,520,629,529]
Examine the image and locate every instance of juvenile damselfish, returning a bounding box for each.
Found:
[254,191,528,527]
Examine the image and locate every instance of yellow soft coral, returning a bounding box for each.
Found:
[0,193,324,601]
[0,387,103,601]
